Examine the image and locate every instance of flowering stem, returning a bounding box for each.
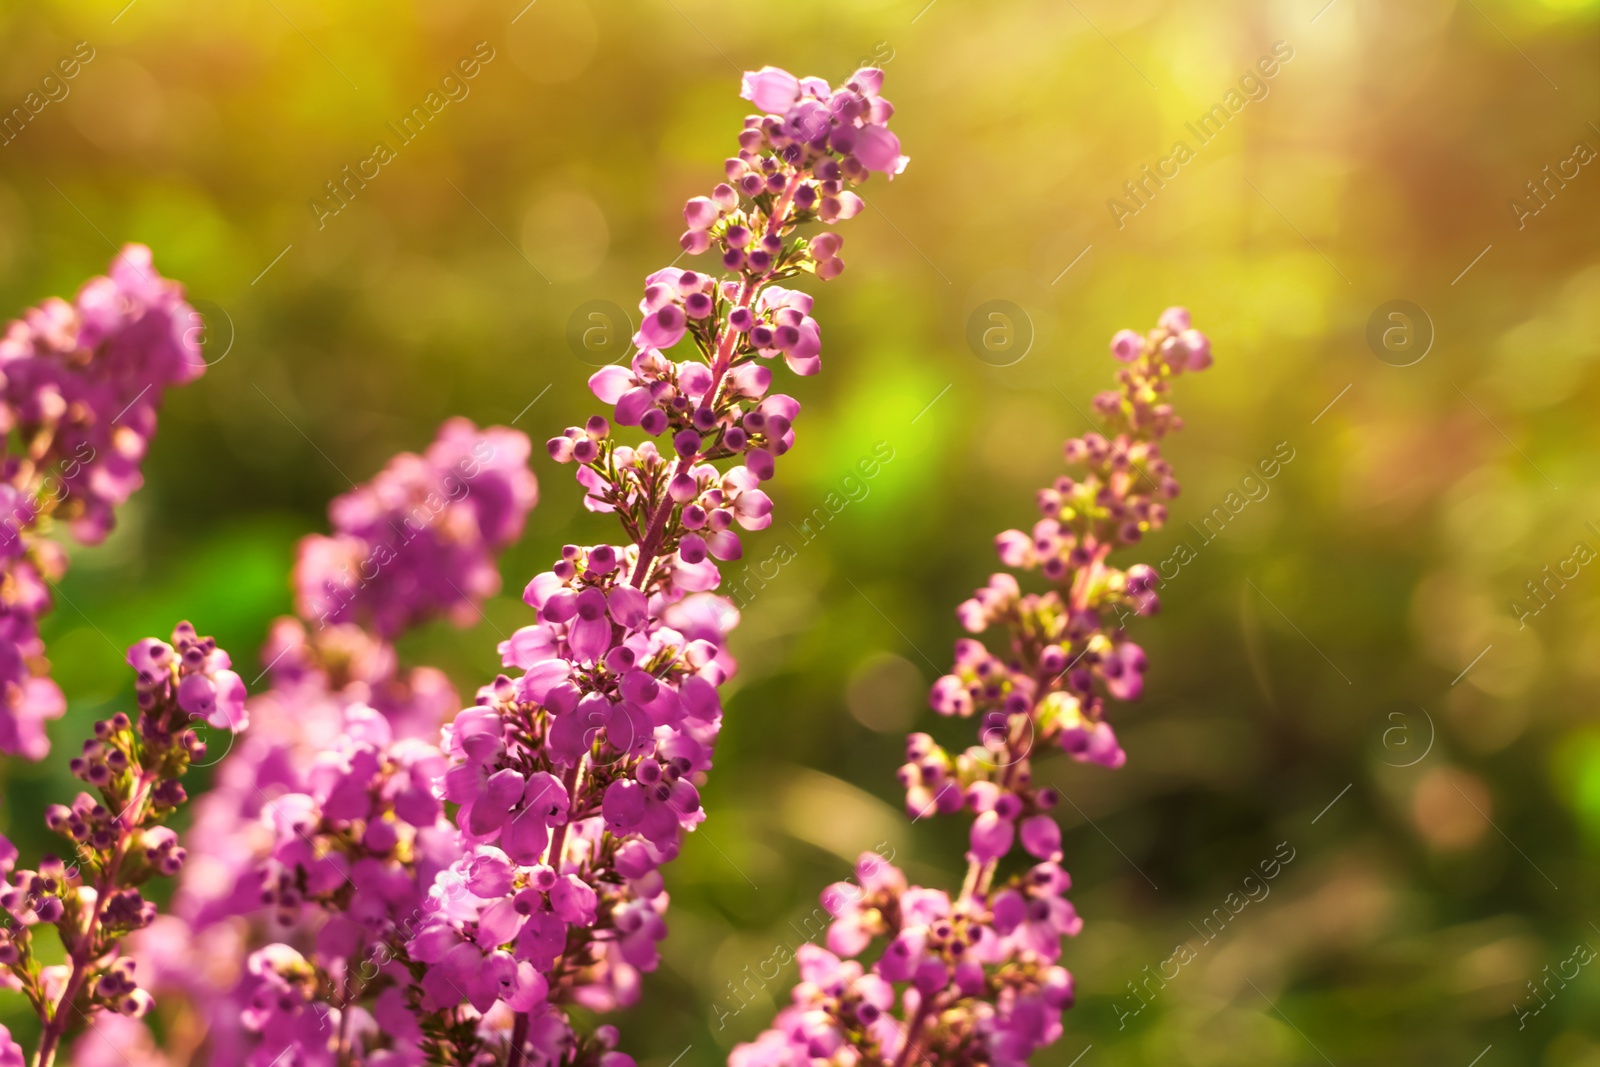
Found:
[506,1011,529,1067]
[893,996,933,1067]
[732,309,1211,1067]
[626,286,750,590]
[34,772,155,1067]
[544,761,584,869]
[34,932,91,1065]
[625,469,683,591]
[408,67,906,1066]
[626,173,802,592]
[336,986,355,1066]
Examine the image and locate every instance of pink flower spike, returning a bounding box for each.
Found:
[735,312,1207,1067]
[256,64,922,1060]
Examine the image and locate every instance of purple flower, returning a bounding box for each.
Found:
[852,123,906,173]
[566,588,613,663]
[296,418,538,637]
[740,66,801,114]
[1020,814,1063,860]
[968,808,1016,862]
[683,196,720,230]
[468,768,528,836]
[637,304,687,350]
[1110,328,1143,362]
[176,666,248,731]
[738,312,1211,1067]
[0,637,64,761]
[6,624,247,1063]
[138,62,916,1067]
[1178,327,1212,370]
[0,249,214,760]
[0,245,205,546]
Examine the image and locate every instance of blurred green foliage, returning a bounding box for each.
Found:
[1,0,1598,1062]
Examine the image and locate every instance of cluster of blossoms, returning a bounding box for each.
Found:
[0,64,908,1066]
[296,418,538,637]
[212,64,904,1066]
[0,246,208,760]
[93,419,539,1067]
[733,310,1211,1067]
[399,65,903,1063]
[0,623,246,1067]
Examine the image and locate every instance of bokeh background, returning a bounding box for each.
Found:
[2,0,1598,1063]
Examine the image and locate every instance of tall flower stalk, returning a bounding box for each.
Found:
[222,65,908,1066]
[415,62,906,1064]
[732,309,1212,1067]
[0,246,209,760]
[96,418,538,1067]
[0,247,219,1064]
[0,623,247,1067]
